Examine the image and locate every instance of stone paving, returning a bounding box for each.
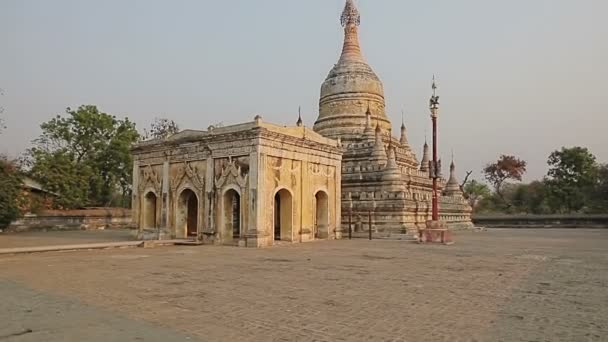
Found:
[0,229,606,342]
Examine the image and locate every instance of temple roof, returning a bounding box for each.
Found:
[134,116,340,150]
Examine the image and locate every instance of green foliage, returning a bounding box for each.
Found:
[463,180,491,209]
[510,181,551,214]
[545,147,598,213]
[0,156,22,228]
[589,164,608,212]
[28,150,91,208]
[26,105,139,209]
[478,148,607,215]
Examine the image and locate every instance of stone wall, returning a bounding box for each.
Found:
[473,215,608,229]
[6,208,133,233]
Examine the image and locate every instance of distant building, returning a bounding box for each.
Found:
[20,176,57,214]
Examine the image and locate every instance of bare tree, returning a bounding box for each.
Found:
[0,88,5,134]
[141,117,180,141]
[460,170,473,192]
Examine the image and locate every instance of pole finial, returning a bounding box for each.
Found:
[430,75,440,111]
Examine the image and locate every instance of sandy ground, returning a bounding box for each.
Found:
[0,229,606,342]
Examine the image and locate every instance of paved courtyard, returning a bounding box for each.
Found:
[0,229,606,342]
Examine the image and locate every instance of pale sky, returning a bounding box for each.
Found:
[0,0,606,181]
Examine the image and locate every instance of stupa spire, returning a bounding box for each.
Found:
[420,134,430,172]
[371,121,387,164]
[339,0,364,63]
[296,106,303,127]
[400,110,408,145]
[444,152,462,196]
[363,102,374,136]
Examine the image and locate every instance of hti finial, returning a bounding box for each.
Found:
[450,150,456,170]
[296,106,303,127]
[341,0,361,27]
[401,109,406,129]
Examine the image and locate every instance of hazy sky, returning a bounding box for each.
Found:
[1,0,606,181]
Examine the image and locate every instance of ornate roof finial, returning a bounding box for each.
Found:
[341,0,361,27]
[296,106,303,127]
[401,109,406,130]
[339,0,364,63]
[430,75,440,113]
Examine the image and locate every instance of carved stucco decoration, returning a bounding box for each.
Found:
[309,163,335,178]
[170,161,205,193]
[269,157,300,186]
[215,160,248,190]
[139,165,162,194]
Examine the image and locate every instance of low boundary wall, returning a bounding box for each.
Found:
[473,214,608,229]
[6,208,134,233]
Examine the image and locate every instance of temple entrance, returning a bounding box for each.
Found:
[274,189,293,242]
[178,189,199,237]
[223,189,241,240]
[315,191,329,239]
[143,192,157,229]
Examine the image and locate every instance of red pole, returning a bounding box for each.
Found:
[432,116,439,221]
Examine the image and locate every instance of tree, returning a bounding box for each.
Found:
[511,181,550,214]
[589,164,608,213]
[0,156,22,228]
[463,180,491,210]
[27,150,92,209]
[483,155,527,207]
[545,147,598,213]
[460,170,473,191]
[26,105,139,208]
[142,117,179,141]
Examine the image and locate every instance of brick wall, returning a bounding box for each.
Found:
[473,214,608,229]
[6,208,134,233]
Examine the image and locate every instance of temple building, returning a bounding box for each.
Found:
[131,118,342,247]
[131,0,471,246]
[312,0,472,233]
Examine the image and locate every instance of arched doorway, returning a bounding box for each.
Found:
[178,189,198,237]
[315,191,329,239]
[223,189,241,240]
[143,192,157,229]
[274,189,293,242]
